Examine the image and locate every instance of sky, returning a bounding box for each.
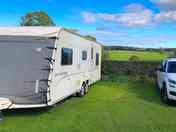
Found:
[1,0,176,48]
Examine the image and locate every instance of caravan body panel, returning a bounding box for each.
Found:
[49,30,102,105]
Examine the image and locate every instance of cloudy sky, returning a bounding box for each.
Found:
[1,0,176,48]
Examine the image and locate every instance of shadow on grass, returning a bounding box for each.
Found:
[126,79,176,107]
[2,107,52,117]
[128,79,161,104]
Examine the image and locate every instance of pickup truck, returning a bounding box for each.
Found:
[156,58,176,103]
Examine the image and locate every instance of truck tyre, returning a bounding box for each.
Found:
[77,83,85,97]
[160,84,170,104]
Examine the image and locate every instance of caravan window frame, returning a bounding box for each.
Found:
[61,48,73,66]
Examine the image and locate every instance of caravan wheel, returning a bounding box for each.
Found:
[77,83,85,97]
[84,83,89,95]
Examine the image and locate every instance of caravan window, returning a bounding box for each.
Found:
[91,47,94,59]
[61,48,73,65]
[96,53,100,66]
[82,51,87,60]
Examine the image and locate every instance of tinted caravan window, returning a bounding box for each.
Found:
[61,48,73,65]
[91,48,94,59]
[82,51,87,60]
[96,53,99,66]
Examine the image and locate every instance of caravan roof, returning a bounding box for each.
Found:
[0,27,102,46]
[0,27,62,37]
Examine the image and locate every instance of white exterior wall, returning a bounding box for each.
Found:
[48,30,102,105]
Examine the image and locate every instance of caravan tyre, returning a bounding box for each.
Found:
[84,83,89,95]
[77,83,85,97]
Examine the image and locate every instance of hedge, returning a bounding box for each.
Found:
[102,61,161,80]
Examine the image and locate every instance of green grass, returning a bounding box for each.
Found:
[109,50,168,61]
[1,76,176,132]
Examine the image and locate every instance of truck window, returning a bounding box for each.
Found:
[168,62,176,73]
[96,53,99,66]
[61,48,73,65]
[163,62,167,72]
[82,51,87,60]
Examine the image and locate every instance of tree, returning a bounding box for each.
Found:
[129,55,140,61]
[20,11,55,26]
[170,50,176,57]
[84,35,97,42]
[159,47,165,54]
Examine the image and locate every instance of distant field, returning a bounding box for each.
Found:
[108,50,168,61]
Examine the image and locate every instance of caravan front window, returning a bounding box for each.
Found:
[61,48,73,65]
[91,47,94,59]
[82,51,87,60]
[96,53,99,66]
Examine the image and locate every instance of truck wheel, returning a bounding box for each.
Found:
[84,83,89,95]
[160,87,169,104]
[77,83,85,97]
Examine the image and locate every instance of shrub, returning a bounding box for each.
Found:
[102,61,161,80]
[102,48,110,62]
[159,47,165,54]
[173,50,176,57]
[129,55,140,61]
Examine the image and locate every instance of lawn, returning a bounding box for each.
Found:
[109,50,168,61]
[1,76,176,132]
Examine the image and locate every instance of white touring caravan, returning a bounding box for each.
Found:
[0,27,102,110]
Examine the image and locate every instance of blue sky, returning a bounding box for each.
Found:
[1,0,176,48]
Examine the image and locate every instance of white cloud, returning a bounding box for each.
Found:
[81,5,153,27]
[155,10,176,22]
[81,3,176,27]
[155,0,176,4]
[81,4,154,27]
[114,10,153,26]
[81,12,96,24]
[152,0,176,10]
[95,9,153,27]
